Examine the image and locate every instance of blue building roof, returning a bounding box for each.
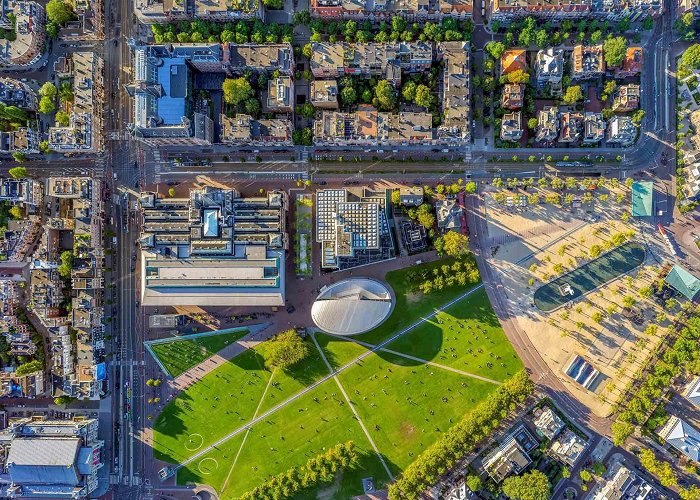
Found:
[156,59,188,126]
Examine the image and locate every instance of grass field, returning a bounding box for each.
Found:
[153,259,522,499]
[149,328,249,377]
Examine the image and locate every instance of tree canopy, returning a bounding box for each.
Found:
[502,471,551,500]
[438,231,469,256]
[680,44,700,70]
[39,82,57,99]
[38,96,55,114]
[262,330,309,370]
[604,36,628,67]
[8,166,27,179]
[374,80,396,111]
[46,0,75,25]
[222,77,254,105]
[563,85,584,104]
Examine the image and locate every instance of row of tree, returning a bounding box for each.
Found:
[639,448,700,499]
[239,441,359,499]
[307,17,473,44]
[388,370,533,499]
[403,255,480,297]
[612,315,700,445]
[151,20,293,45]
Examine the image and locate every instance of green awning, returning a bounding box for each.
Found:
[665,264,700,301]
[631,181,653,217]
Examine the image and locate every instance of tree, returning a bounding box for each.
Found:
[302,43,313,59]
[604,36,628,67]
[11,152,26,163]
[402,81,417,102]
[340,85,357,106]
[15,359,42,377]
[563,85,584,104]
[507,69,530,84]
[502,471,551,500]
[297,102,315,119]
[580,469,592,482]
[262,330,309,370]
[168,187,176,197]
[374,80,396,110]
[222,77,253,105]
[464,181,477,193]
[263,0,283,8]
[55,110,70,127]
[414,84,433,108]
[54,395,76,405]
[485,41,506,59]
[9,166,27,179]
[465,475,482,492]
[39,82,57,99]
[58,250,74,278]
[527,117,538,130]
[46,0,75,26]
[416,203,436,230]
[391,189,401,205]
[589,244,602,258]
[38,96,55,114]
[632,109,645,125]
[9,206,22,219]
[440,231,469,256]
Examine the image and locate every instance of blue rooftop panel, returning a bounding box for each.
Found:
[156,58,188,125]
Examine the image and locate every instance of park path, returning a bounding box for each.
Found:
[174,282,487,472]
[311,333,395,482]
[326,336,503,385]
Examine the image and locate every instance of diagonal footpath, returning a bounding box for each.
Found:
[174,283,485,472]
[311,333,394,481]
[220,367,276,493]
[324,335,503,385]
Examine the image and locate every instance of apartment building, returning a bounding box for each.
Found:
[310,0,467,20]
[558,111,583,142]
[0,127,40,154]
[501,83,524,109]
[313,106,434,146]
[0,417,104,499]
[437,41,471,144]
[138,186,288,306]
[310,42,433,81]
[657,415,700,463]
[500,49,527,75]
[501,111,523,141]
[536,106,559,142]
[315,188,395,270]
[310,80,339,109]
[0,78,37,110]
[0,1,45,67]
[135,0,263,23]
[615,46,643,78]
[571,44,605,80]
[606,115,636,146]
[590,461,661,500]
[220,114,292,146]
[39,177,105,400]
[583,112,605,143]
[611,83,640,112]
[48,51,103,153]
[534,48,564,89]
[490,0,662,23]
[224,43,294,75]
[265,76,294,113]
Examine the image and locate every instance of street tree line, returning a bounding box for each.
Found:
[239,441,359,499]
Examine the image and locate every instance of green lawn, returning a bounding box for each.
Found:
[333,348,502,473]
[385,288,523,381]
[177,378,391,499]
[153,257,522,499]
[150,328,249,377]
[357,256,481,345]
